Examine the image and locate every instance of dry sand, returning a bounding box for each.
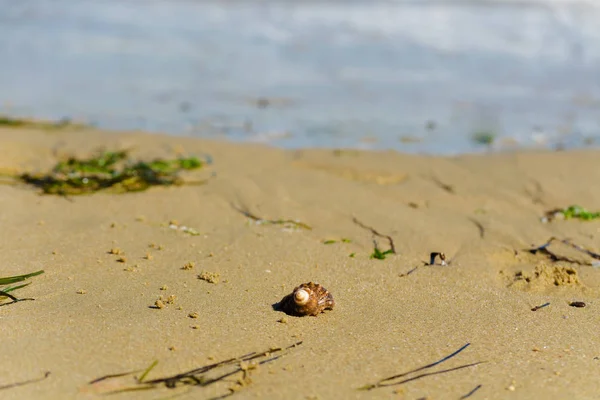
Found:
[0,126,599,400]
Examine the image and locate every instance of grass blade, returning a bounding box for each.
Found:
[0,270,44,285]
[138,360,159,383]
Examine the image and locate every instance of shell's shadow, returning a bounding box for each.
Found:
[272,294,293,315]
[272,300,284,312]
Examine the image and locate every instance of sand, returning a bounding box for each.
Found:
[1,126,599,400]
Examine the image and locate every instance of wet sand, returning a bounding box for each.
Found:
[1,126,599,399]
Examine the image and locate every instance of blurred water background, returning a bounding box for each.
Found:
[1,0,599,154]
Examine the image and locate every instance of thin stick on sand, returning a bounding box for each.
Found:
[0,372,51,391]
[359,343,485,390]
[352,217,396,255]
[459,384,483,399]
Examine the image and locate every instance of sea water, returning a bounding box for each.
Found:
[1,0,599,154]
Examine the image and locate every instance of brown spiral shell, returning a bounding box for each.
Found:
[279,282,335,317]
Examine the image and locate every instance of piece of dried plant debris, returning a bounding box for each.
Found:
[86,341,303,396]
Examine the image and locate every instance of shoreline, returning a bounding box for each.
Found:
[1,114,598,157]
[1,125,599,399]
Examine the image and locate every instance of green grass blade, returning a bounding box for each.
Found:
[1,282,32,294]
[0,270,44,285]
[138,360,159,383]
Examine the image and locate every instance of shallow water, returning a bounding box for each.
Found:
[1,0,599,154]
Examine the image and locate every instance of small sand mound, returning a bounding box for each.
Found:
[510,263,582,290]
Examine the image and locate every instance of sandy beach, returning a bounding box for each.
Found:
[1,126,599,400]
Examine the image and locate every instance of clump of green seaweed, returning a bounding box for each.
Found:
[323,238,351,245]
[471,130,496,146]
[0,115,86,130]
[0,270,44,305]
[543,205,600,222]
[16,150,204,195]
[370,242,395,260]
[352,217,397,260]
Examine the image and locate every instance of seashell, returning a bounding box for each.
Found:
[279,282,334,317]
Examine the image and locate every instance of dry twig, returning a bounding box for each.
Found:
[528,237,600,265]
[0,372,50,391]
[352,217,396,255]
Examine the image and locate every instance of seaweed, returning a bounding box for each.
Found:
[459,384,482,399]
[0,371,51,391]
[428,175,455,194]
[323,238,351,245]
[87,341,303,397]
[528,237,600,266]
[543,205,600,222]
[359,343,484,391]
[471,130,496,146]
[232,204,311,230]
[0,116,27,127]
[531,302,550,311]
[352,217,396,259]
[0,115,85,130]
[0,270,44,306]
[13,150,204,196]
[370,241,395,260]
